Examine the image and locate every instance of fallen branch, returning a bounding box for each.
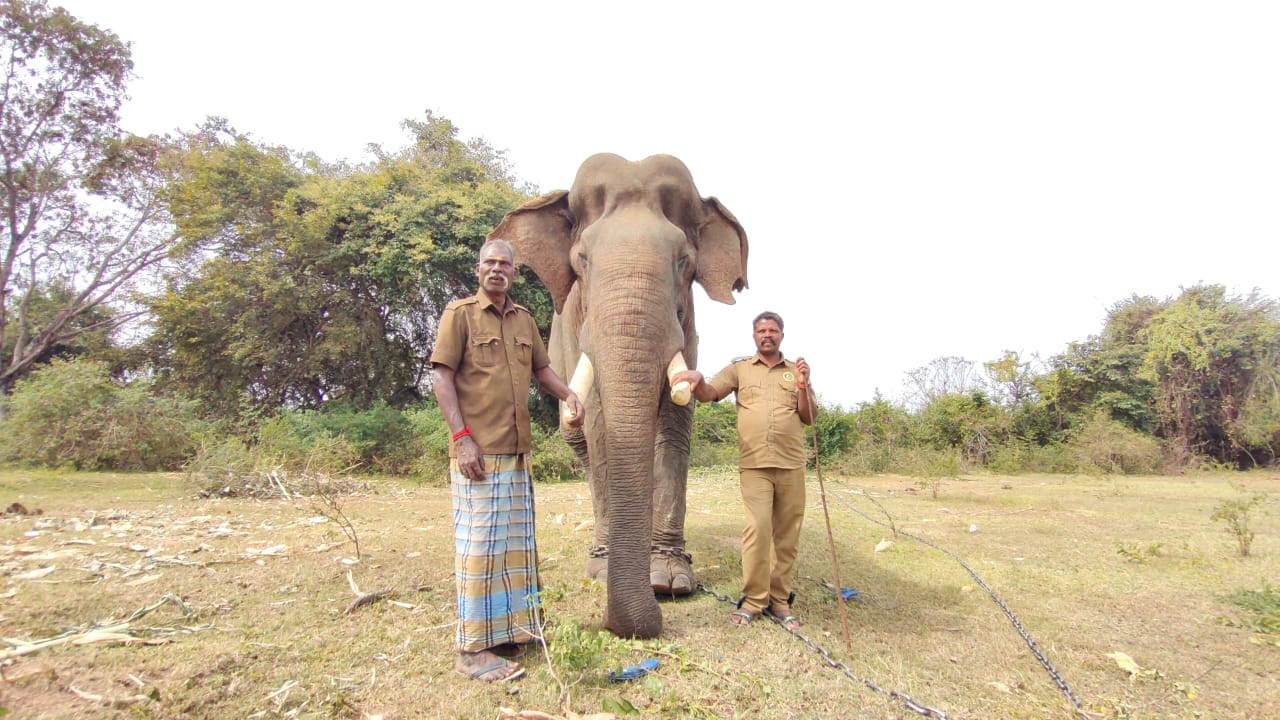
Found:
[342,570,393,614]
[344,589,393,614]
[0,593,195,660]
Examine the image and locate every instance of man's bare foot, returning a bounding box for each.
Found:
[456,649,525,682]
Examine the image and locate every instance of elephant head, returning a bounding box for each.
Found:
[491,153,748,638]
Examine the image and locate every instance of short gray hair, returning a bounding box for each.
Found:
[753,311,784,332]
[479,238,517,264]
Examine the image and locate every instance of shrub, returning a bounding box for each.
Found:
[261,403,419,474]
[1067,411,1162,475]
[0,358,199,470]
[404,404,450,482]
[531,424,580,482]
[1211,484,1267,557]
[691,400,739,467]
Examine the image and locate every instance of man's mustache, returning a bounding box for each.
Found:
[485,272,509,288]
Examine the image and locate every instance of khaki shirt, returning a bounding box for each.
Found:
[707,353,814,470]
[429,293,551,456]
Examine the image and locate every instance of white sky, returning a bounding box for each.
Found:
[58,0,1280,408]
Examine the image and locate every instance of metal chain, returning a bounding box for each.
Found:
[697,583,951,719]
[823,489,1090,720]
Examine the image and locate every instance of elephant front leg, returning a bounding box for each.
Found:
[650,400,695,597]
[586,460,610,583]
[584,406,610,583]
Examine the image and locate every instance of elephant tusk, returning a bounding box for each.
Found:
[667,353,692,406]
[564,353,594,422]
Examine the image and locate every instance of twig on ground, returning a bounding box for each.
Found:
[342,569,393,614]
[69,685,152,707]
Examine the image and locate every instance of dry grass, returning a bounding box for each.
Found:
[0,468,1276,719]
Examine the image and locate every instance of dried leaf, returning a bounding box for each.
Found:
[573,520,593,532]
[1106,650,1143,675]
[874,539,892,553]
[15,566,55,579]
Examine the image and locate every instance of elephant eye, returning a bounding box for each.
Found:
[576,252,590,278]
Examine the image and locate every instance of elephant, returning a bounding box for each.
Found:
[489,153,748,638]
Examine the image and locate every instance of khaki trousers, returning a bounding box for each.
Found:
[738,466,806,615]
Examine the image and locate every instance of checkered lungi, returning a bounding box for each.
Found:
[451,453,541,652]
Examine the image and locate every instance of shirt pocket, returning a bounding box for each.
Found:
[778,377,799,404]
[470,334,502,367]
[514,335,533,365]
[738,382,763,407]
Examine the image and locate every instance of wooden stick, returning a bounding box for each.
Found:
[810,421,853,654]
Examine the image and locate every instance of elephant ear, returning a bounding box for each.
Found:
[695,197,749,304]
[489,190,576,313]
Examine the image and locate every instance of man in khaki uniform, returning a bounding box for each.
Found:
[672,311,814,629]
[431,238,584,682]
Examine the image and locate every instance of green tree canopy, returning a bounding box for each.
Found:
[148,114,538,416]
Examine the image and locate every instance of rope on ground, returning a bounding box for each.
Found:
[697,583,951,719]
[823,486,1089,720]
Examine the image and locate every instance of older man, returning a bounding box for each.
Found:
[672,311,814,630]
[431,238,584,683]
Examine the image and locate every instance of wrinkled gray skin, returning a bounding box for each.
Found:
[491,153,748,638]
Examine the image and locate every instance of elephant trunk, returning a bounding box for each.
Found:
[594,283,669,638]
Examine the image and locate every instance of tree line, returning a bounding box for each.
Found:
[2,1,1278,480]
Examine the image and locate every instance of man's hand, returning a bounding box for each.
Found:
[455,435,486,482]
[670,369,703,388]
[563,391,585,429]
[795,357,810,387]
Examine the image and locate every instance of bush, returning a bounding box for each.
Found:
[261,403,419,474]
[0,358,200,470]
[531,424,580,482]
[404,404,450,482]
[691,400,739,467]
[1066,411,1162,475]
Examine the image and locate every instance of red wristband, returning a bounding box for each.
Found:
[796,383,808,390]
[451,427,472,442]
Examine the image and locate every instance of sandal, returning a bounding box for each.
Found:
[779,615,801,632]
[729,609,758,626]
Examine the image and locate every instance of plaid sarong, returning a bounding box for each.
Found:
[451,453,541,651]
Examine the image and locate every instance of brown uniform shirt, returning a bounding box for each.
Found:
[707,353,814,470]
[429,293,551,457]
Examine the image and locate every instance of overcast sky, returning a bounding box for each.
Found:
[58,0,1280,408]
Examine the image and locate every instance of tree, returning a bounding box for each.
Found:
[149,114,535,416]
[983,350,1038,409]
[1144,285,1280,467]
[1038,295,1161,437]
[1,1,177,390]
[903,356,980,410]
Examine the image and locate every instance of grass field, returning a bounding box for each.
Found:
[0,468,1276,719]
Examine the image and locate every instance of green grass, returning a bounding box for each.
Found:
[0,468,1275,719]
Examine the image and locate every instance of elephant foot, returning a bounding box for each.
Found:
[650,546,695,597]
[585,546,608,583]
